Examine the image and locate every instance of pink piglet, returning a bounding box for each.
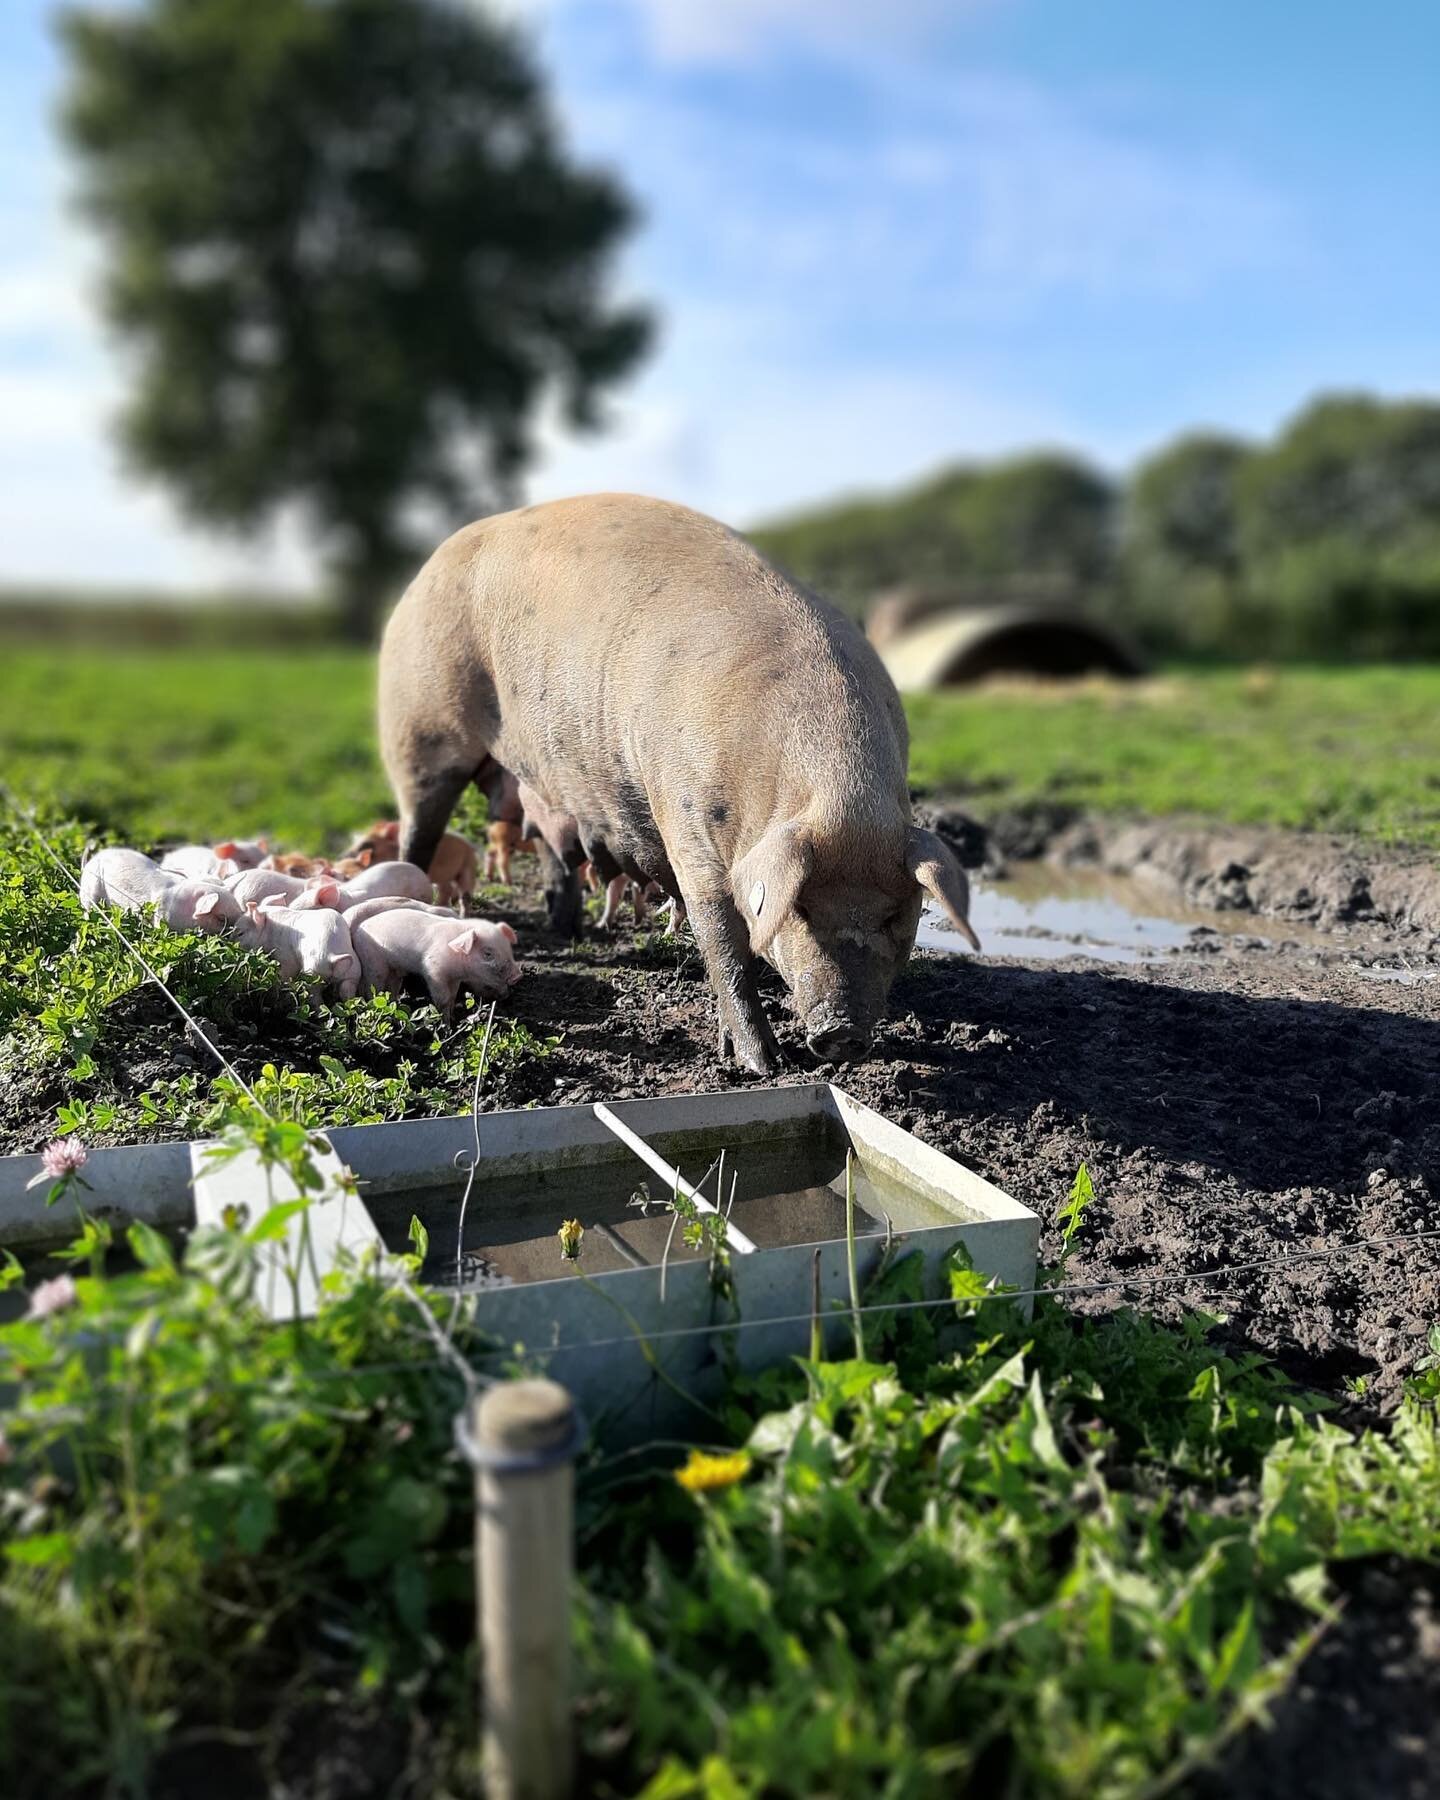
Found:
[351,908,520,1012]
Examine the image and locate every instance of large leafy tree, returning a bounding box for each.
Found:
[60,0,651,636]
[947,453,1115,596]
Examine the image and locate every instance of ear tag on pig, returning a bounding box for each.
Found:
[748,880,766,918]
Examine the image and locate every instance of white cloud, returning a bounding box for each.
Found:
[917,74,1302,301]
[524,294,1088,525]
[0,352,315,590]
[620,0,978,65]
[0,0,1309,588]
[0,266,90,342]
[572,73,1301,321]
[486,0,982,62]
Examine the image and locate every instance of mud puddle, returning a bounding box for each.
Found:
[919,864,1438,979]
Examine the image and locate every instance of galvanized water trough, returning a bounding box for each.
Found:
[0,1087,1039,1439]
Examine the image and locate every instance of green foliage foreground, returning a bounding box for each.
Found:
[2,1142,1438,1798]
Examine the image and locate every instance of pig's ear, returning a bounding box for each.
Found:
[379,822,400,841]
[357,848,373,868]
[330,952,356,976]
[734,821,813,956]
[906,827,981,951]
[195,892,219,918]
[498,922,518,945]
[244,901,267,927]
[215,841,237,859]
[449,927,480,953]
[312,879,342,908]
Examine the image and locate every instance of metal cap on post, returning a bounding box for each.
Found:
[474,1379,582,1800]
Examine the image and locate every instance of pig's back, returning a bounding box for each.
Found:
[383,494,909,828]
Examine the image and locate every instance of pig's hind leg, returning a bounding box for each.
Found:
[395,763,473,877]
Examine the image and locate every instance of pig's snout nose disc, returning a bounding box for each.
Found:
[806,1024,869,1063]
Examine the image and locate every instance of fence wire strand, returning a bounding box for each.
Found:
[160,1218,1440,1392]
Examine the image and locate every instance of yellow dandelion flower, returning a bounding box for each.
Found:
[674,1449,752,1494]
[557,1218,585,1261]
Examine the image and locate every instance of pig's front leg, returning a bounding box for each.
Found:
[423,970,461,1016]
[352,928,399,998]
[685,891,782,1076]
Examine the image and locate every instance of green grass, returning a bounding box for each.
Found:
[0,647,384,847]
[907,664,1440,848]
[4,649,1439,851]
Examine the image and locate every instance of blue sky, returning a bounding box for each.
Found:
[1,0,1436,588]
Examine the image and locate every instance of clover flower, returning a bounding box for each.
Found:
[26,1274,79,1320]
[26,1137,88,1190]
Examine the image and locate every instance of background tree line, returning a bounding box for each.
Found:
[752,393,1440,662]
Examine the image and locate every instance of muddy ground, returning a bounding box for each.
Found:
[503,820,1440,1412]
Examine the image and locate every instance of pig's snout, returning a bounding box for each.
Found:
[507,964,523,987]
[804,1010,870,1063]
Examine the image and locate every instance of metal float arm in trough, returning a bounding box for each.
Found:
[591,1102,758,1256]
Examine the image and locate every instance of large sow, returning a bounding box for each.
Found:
[378,494,978,1072]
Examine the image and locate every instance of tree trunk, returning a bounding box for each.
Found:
[333,530,407,645]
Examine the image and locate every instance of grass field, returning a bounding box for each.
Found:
[4,648,1440,850]
[3,645,1440,1796]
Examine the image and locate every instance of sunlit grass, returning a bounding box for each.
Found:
[3,648,1438,850]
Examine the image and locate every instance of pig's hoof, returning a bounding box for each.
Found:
[545,891,584,938]
[720,1017,783,1077]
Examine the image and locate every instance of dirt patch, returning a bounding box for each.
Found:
[1195,1560,1440,1800]
[499,872,1439,1800]
[508,896,1440,1405]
